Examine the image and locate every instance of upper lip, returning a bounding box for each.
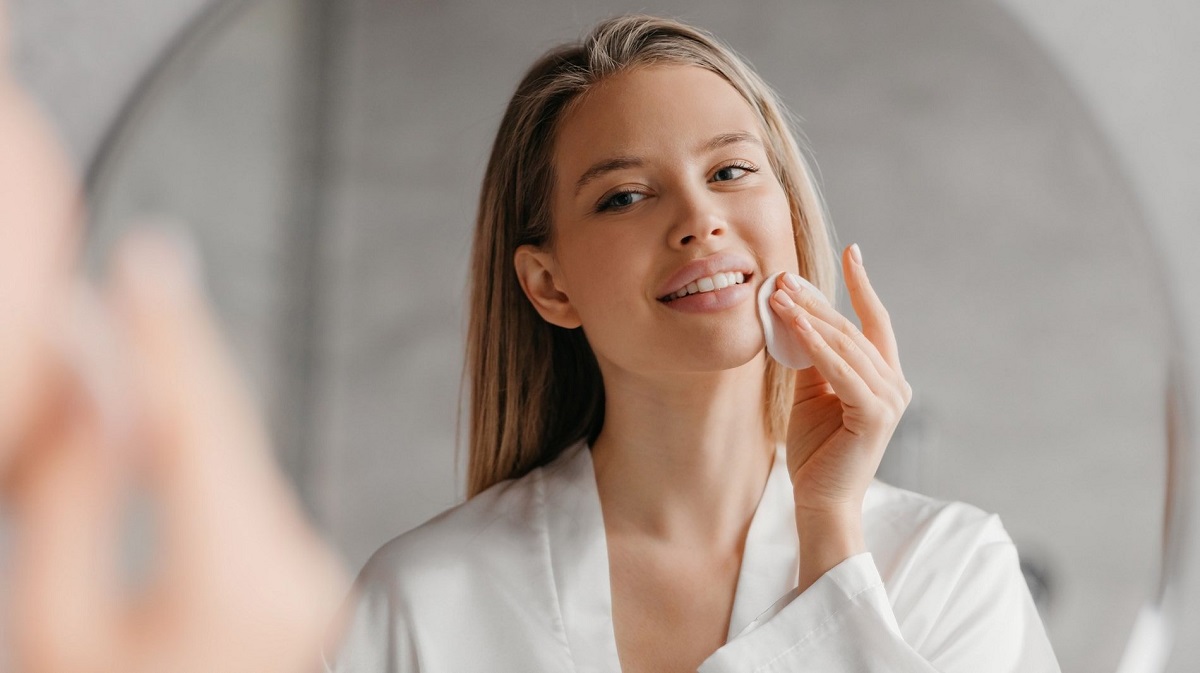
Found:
[655,251,756,301]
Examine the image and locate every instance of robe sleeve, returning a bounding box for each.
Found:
[320,574,422,673]
[698,519,1061,673]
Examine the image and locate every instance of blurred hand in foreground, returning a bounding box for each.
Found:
[0,5,349,672]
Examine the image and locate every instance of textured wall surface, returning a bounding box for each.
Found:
[8,1,1199,672]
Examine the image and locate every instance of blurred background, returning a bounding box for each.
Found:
[6,1,1199,672]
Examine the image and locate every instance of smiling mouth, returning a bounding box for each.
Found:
[658,272,753,302]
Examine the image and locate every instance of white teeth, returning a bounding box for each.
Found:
[668,271,747,300]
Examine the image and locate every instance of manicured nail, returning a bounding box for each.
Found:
[795,313,813,331]
[850,243,863,266]
[782,272,801,291]
[772,288,795,308]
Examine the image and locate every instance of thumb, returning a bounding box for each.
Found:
[0,69,84,478]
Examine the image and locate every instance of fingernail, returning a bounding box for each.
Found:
[782,272,801,291]
[772,288,795,308]
[796,313,813,331]
[850,243,863,266]
[113,219,205,302]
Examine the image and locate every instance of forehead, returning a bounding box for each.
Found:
[553,64,763,174]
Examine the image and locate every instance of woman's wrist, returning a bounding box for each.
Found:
[794,507,867,593]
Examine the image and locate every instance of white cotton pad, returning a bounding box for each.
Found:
[757,271,828,370]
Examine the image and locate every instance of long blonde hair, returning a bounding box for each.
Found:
[462,13,839,497]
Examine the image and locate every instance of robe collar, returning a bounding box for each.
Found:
[540,438,798,672]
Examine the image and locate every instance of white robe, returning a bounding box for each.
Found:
[323,438,1062,672]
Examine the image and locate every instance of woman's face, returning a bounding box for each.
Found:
[519,64,799,375]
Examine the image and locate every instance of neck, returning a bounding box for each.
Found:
[589,353,777,554]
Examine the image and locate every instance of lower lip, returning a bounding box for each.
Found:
[658,278,754,313]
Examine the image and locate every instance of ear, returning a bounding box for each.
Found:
[513,244,582,329]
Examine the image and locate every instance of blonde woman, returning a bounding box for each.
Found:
[326,13,1059,673]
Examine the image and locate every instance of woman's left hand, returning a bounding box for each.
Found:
[769,244,912,519]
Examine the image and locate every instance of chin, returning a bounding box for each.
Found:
[653,334,768,373]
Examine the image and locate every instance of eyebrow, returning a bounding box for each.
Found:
[572,131,764,197]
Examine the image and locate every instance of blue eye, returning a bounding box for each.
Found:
[713,161,757,182]
[594,161,757,213]
[595,190,647,213]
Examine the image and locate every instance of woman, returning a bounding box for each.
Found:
[326,13,1060,673]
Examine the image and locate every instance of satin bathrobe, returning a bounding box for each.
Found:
[324,439,1062,672]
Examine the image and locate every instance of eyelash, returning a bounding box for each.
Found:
[593,161,760,213]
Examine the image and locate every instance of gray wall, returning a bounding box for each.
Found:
[8,0,211,162]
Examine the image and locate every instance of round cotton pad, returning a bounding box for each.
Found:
[757,271,828,369]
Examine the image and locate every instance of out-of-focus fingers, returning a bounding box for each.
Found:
[105,226,282,545]
[0,63,84,477]
[5,280,138,671]
[6,361,124,672]
[106,225,347,655]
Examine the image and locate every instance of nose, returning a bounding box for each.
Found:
[667,188,727,248]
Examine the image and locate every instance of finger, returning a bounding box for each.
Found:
[106,226,347,668]
[842,244,904,378]
[773,289,893,400]
[0,66,84,476]
[773,272,896,388]
[0,76,92,660]
[6,360,123,671]
[106,226,291,569]
[770,291,876,412]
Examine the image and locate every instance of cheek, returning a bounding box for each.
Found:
[743,183,800,270]
[736,181,794,238]
[559,233,650,312]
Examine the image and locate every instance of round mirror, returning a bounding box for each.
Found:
[84,1,1181,671]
